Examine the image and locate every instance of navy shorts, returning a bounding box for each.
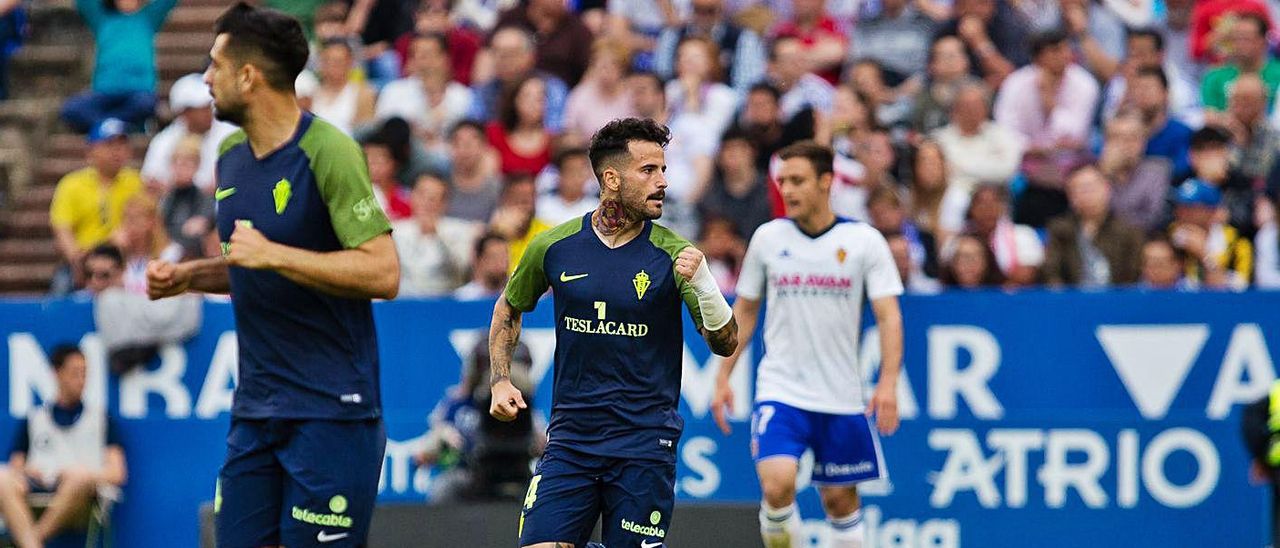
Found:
[519,446,675,548]
[751,401,888,485]
[215,418,386,548]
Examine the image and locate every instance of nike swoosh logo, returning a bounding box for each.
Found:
[640,540,663,548]
[560,272,588,282]
[317,531,349,543]
[214,187,236,201]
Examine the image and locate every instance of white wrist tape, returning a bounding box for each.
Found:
[691,260,732,331]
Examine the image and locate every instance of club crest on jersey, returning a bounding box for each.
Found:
[836,247,847,264]
[273,178,292,214]
[633,270,651,300]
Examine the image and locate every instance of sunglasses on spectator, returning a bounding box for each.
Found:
[694,4,720,15]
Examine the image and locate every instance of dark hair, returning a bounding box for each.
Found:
[214,2,310,91]
[777,140,835,177]
[553,145,589,169]
[363,117,412,166]
[1190,125,1233,150]
[473,231,507,259]
[412,32,451,55]
[719,126,754,149]
[629,71,665,93]
[940,233,1006,287]
[84,244,124,270]
[499,76,545,131]
[450,119,486,140]
[588,117,672,179]
[748,82,782,102]
[1030,28,1070,58]
[1133,66,1169,91]
[1126,27,1165,52]
[50,344,83,371]
[1238,12,1270,38]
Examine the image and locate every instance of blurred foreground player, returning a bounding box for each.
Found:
[146,3,399,546]
[711,141,905,548]
[488,118,738,548]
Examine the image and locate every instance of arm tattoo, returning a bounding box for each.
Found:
[489,301,523,385]
[703,316,739,357]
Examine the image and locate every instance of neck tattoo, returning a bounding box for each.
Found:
[593,199,637,236]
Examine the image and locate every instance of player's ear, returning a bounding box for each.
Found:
[818,172,833,192]
[601,167,621,193]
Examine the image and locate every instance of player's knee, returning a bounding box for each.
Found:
[0,469,17,494]
[760,477,797,508]
[818,486,859,516]
[57,468,96,491]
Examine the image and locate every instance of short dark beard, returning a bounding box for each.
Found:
[592,198,640,236]
[213,102,246,127]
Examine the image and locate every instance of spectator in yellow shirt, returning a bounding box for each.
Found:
[488,174,550,272]
[49,118,142,293]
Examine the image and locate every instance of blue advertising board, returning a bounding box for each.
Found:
[0,290,1272,547]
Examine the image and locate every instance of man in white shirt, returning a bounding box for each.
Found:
[139,73,238,192]
[932,82,1026,194]
[375,33,475,148]
[535,146,598,224]
[393,173,482,297]
[712,141,904,548]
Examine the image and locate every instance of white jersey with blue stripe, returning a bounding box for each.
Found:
[736,218,904,415]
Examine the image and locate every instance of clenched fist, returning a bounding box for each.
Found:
[146,260,191,300]
[225,220,277,270]
[674,246,705,281]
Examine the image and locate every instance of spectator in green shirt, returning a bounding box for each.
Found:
[1201,12,1280,113]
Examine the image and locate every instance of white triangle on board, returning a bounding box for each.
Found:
[1096,324,1210,419]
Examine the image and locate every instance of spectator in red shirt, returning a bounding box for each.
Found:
[487,76,553,177]
[769,0,849,85]
[394,0,481,85]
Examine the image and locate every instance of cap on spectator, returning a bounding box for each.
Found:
[1175,179,1222,207]
[87,118,128,144]
[170,73,214,112]
[295,70,319,99]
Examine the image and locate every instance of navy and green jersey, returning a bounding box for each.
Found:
[505,213,704,463]
[215,112,392,421]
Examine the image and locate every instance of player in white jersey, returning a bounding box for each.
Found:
[711,141,904,548]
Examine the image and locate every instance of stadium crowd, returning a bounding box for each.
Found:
[34,0,1280,299]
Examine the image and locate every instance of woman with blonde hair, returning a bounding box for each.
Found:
[113,193,183,295]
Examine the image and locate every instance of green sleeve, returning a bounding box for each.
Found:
[217,130,247,157]
[649,224,703,330]
[1201,69,1228,111]
[300,120,392,249]
[504,218,584,311]
[504,233,553,312]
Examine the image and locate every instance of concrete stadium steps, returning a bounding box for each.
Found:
[0,238,60,263]
[45,133,151,160]
[0,0,223,294]
[2,210,52,238]
[0,263,57,294]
